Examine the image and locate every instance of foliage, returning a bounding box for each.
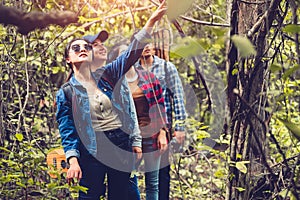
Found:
[1,0,300,200]
[166,0,194,21]
[225,0,300,198]
[231,35,256,58]
[1,0,229,199]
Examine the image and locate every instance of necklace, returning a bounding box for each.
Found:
[126,72,138,83]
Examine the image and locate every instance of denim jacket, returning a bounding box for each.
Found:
[56,29,150,160]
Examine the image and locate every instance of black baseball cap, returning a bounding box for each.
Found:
[83,30,109,43]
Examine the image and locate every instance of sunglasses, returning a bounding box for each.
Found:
[71,44,93,53]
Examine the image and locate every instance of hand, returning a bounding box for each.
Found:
[67,157,82,185]
[144,0,167,33]
[132,146,142,161]
[158,128,168,153]
[149,0,167,23]
[173,131,185,144]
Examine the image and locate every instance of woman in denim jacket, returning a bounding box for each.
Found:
[55,2,167,199]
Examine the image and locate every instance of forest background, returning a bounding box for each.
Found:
[0,0,300,199]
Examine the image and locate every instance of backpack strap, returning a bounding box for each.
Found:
[164,60,168,81]
[163,60,173,96]
[61,82,73,104]
[163,60,175,135]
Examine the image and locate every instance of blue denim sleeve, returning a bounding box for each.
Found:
[55,89,80,160]
[124,80,142,148]
[104,28,151,85]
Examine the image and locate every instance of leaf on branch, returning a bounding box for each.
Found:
[231,35,256,58]
[269,63,282,73]
[170,37,204,58]
[16,182,26,188]
[166,0,194,21]
[235,161,249,174]
[69,185,89,194]
[232,68,238,75]
[235,187,246,192]
[15,133,23,142]
[282,65,300,80]
[283,24,300,34]
[278,117,300,141]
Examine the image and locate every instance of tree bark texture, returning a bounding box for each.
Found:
[226,0,283,199]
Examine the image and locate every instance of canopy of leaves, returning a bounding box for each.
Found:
[0,0,300,199]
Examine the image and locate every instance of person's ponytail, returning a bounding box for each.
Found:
[65,68,73,82]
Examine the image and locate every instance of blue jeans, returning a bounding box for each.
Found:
[79,155,130,200]
[128,175,141,200]
[78,129,132,200]
[159,149,170,200]
[128,138,161,200]
[143,138,161,200]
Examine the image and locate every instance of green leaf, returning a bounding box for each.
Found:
[283,24,300,33]
[278,118,300,141]
[232,68,238,75]
[196,130,210,140]
[47,182,57,189]
[0,146,11,153]
[269,64,282,73]
[15,133,24,142]
[214,168,225,178]
[235,187,246,192]
[282,65,300,80]
[235,161,249,174]
[167,0,194,21]
[236,153,242,159]
[28,178,34,185]
[51,66,61,74]
[231,35,256,57]
[69,185,89,194]
[279,189,297,200]
[279,189,288,198]
[16,181,26,188]
[3,74,9,80]
[171,37,204,58]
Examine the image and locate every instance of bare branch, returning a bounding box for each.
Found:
[195,5,228,23]
[180,16,230,27]
[247,11,268,38]
[61,5,154,40]
[247,0,282,38]
[240,0,271,4]
[289,0,300,65]
[0,5,78,35]
[16,36,30,139]
[150,0,230,27]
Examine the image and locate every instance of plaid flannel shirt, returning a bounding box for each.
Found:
[136,69,167,145]
[135,55,186,132]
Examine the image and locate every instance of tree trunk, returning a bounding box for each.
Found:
[226,0,283,199]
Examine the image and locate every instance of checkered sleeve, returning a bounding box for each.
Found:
[165,62,186,131]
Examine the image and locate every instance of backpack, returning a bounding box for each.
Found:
[61,82,73,104]
[47,83,73,178]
